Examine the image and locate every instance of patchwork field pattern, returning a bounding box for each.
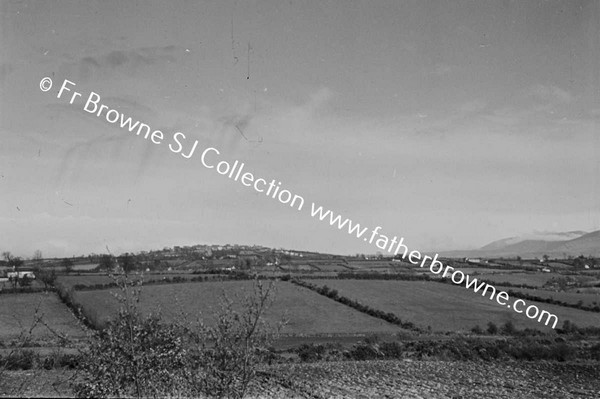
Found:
[71,281,404,335]
[497,285,600,307]
[477,272,593,287]
[310,279,600,332]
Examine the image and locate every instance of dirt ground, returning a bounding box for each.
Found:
[1,360,599,398]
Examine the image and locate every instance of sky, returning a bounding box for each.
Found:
[1,0,599,258]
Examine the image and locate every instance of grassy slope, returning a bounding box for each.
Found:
[0,292,87,342]
[311,279,600,332]
[496,285,600,307]
[473,272,592,287]
[71,280,404,335]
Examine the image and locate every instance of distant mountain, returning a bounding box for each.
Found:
[479,231,588,251]
[441,230,599,258]
[551,230,600,256]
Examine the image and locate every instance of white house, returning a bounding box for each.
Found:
[7,271,36,279]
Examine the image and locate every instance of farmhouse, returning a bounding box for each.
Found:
[7,271,36,279]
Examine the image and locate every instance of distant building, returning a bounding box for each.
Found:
[7,271,35,279]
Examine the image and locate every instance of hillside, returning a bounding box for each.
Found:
[479,231,588,251]
[552,230,600,257]
[441,230,599,258]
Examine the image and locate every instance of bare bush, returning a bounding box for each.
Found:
[192,279,284,398]
[73,276,283,398]
[0,300,45,395]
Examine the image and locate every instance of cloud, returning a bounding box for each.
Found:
[308,87,334,109]
[64,45,183,82]
[0,63,15,82]
[457,99,487,114]
[410,99,488,138]
[424,63,457,77]
[529,84,574,105]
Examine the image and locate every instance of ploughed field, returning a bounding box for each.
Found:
[2,360,598,398]
[310,279,600,332]
[70,281,405,335]
[254,359,600,399]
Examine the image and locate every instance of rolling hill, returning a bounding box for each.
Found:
[441,230,599,258]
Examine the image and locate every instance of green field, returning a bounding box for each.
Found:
[497,286,600,307]
[278,264,318,272]
[56,274,116,288]
[475,272,566,287]
[0,292,88,343]
[311,279,600,332]
[72,263,99,271]
[70,281,404,335]
[346,260,417,271]
[456,268,520,275]
[481,272,598,288]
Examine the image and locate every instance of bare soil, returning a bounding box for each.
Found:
[2,360,598,398]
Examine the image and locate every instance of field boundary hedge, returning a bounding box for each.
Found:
[291,279,422,332]
[505,289,600,313]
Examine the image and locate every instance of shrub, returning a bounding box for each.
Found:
[2,349,38,370]
[550,343,576,362]
[346,343,382,361]
[486,321,498,335]
[73,276,282,399]
[501,321,516,335]
[380,341,403,359]
[471,325,484,334]
[297,344,326,362]
[42,352,81,370]
[589,343,600,361]
[74,307,191,397]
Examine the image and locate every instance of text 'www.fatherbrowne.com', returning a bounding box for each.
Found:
[41,76,559,329]
[308,205,558,329]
